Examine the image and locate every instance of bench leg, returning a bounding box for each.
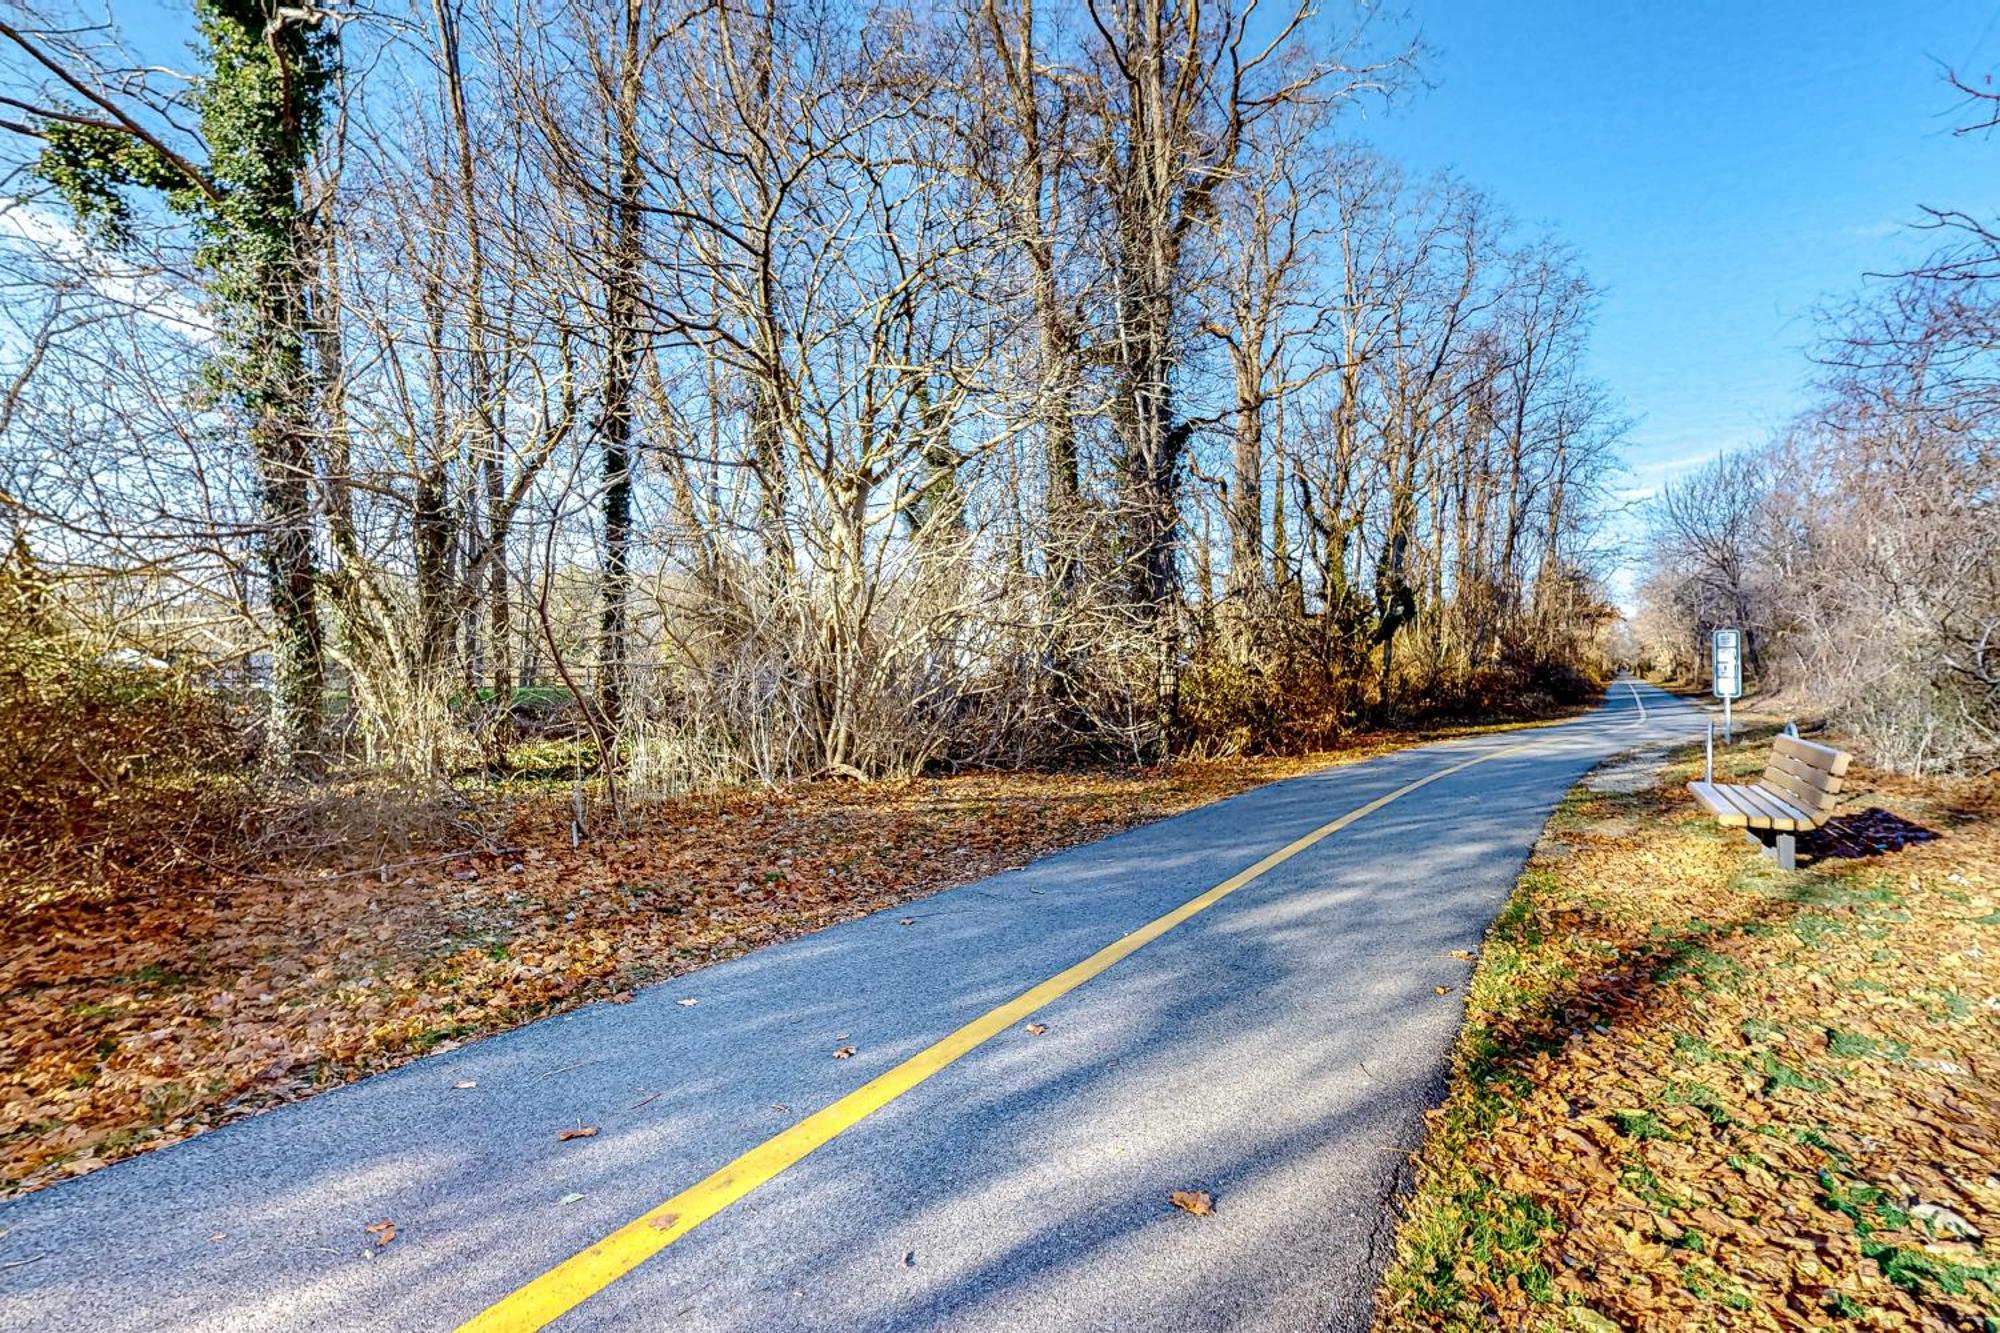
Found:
[1775,832,1796,872]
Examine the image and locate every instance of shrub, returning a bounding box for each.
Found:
[0,559,246,905]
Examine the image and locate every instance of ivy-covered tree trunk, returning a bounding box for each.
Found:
[28,0,337,775]
[202,3,334,774]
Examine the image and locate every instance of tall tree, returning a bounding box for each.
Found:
[595,0,648,754]
[1082,0,1308,744]
[5,2,339,773]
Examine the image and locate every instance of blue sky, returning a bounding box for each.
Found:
[52,2,2000,606]
[1361,0,2000,522]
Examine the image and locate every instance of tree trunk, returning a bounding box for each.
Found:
[1225,344,1265,657]
[256,412,325,775]
[597,0,646,753]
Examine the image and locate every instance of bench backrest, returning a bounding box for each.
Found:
[1760,734,1853,819]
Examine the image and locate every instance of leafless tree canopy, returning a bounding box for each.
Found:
[0,0,1627,839]
[1633,85,2000,775]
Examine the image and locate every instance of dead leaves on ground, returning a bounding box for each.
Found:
[1378,748,2000,1332]
[365,1220,396,1248]
[0,728,1529,1197]
[1169,1189,1216,1217]
[556,1125,598,1141]
[832,1046,857,1060]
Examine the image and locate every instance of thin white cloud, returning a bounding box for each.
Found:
[1622,448,1720,486]
[1842,220,1904,240]
[0,197,213,340]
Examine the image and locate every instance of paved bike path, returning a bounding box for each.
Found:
[0,680,1704,1331]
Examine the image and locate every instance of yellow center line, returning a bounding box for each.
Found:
[459,729,1563,1332]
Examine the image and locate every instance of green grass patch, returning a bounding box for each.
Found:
[1670,1031,1718,1064]
[1656,946,1747,992]
[1611,1108,1671,1140]
[1862,1242,2000,1301]
[1789,912,1846,948]
[1759,1053,1829,1095]
[119,962,201,988]
[1816,1171,1910,1235]
[1660,1079,1733,1127]
[1385,1181,1560,1320]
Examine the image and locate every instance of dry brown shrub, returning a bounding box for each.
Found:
[0,563,249,906]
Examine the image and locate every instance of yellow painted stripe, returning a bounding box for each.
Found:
[459,732,1555,1332]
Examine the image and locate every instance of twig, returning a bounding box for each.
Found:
[533,1058,595,1082]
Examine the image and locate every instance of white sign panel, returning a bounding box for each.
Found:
[1712,628,1742,699]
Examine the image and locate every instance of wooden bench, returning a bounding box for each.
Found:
[1688,734,1853,871]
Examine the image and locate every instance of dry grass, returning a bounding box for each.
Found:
[1376,725,1999,1331]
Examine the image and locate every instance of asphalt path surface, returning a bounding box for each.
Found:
[0,679,1705,1332]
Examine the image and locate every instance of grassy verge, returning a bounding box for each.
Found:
[1375,726,1999,1331]
[0,711,1572,1198]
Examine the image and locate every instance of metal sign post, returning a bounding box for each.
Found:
[1712,628,1742,743]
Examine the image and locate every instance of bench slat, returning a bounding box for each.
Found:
[1716,782,1799,830]
[1743,783,1819,830]
[1762,766,1838,816]
[1717,784,1785,828]
[1689,780,1822,832]
[1724,783,1794,829]
[1773,734,1852,776]
[1688,781,1751,827]
[1764,751,1844,803]
[1695,781,1788,829]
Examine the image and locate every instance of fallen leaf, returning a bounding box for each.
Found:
[648,1211,681,1232]
[1567,1309,1620,1333]
[452,1079,477,1090]
[1434,985,1452,995]
[557,1126,599,1141]
[365,1220,397,1248]
[1450,950,1476,961]
[1169,1190,1215,1217]
[832,1046,857,1059]
[675,998,698,1007]
[558,1192,585,1205]
[1024,1023,1049,1035]
[898,917,916,926]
